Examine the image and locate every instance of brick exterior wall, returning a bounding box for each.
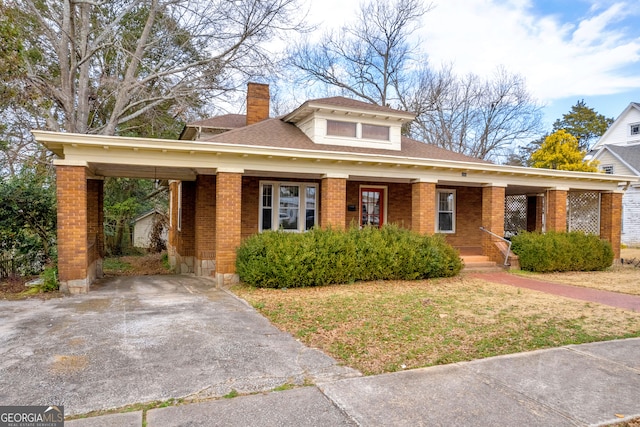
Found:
[56,166,88,290]
[600,192,622,260]
[56,166,103,293]
[546,190,567,232]
[86,179,104,277]
[345,181,412,228]
[442,186,483,248]
[195,175,216,275]
[215,172,242,274]
[481,186,506,264]
[411,182,435,235]
[241,177,260,239]
[246,83,270,125]
[321,177,346,229]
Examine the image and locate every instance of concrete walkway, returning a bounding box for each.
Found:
[67,338,640,426]
[3,274,639,426]
[470,271,640,311]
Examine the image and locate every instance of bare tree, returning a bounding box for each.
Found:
[404,66,543,161]
[288,0,431,106]
[1,0,307,136]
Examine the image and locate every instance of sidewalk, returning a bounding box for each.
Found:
[66,338,640,426]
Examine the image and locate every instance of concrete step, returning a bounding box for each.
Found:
[460,255,504,272]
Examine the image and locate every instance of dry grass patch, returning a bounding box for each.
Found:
[103,253,171,276]
[232,276,640,375]
[516,248,640,296]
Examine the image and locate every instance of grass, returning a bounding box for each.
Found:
[514,247,640,296]
[232,275,640,375]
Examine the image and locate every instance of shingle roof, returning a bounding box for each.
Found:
[188,114,247,130]
[605,145,640,175]
[202,117,488,164]
[299,96,413,116]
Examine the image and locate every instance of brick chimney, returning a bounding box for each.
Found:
[246,82,270,125]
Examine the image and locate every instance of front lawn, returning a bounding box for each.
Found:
[232,276,640,375]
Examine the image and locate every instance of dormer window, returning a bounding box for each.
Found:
[362,124,390,141]
[326,120,390,141]
[631,123,640,136]
[327,120,357,137]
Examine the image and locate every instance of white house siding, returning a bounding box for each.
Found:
[622,186,640,246]
[598,108,640,147]
[596,151,635,175]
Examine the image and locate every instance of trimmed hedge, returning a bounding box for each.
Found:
[511,231,613,272]
[236,225,463,288]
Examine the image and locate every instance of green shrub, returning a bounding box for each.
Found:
[236,225,463,288]
[511,231,613,272]
[38,266,59,292]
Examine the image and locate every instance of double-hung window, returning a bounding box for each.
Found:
[260,181,318,232]
[436,189,455,233]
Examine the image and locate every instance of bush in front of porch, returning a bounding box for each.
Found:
[236,225,463,288]
[511,231,613,272]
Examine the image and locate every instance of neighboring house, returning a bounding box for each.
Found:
[589,103,640,245]
[132,209,168,249]
[35,83,635,293]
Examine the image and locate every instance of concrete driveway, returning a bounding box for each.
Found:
[0,275,359,416]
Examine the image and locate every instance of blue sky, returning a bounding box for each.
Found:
[306,0,640,128]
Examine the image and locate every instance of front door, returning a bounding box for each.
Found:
[360,188,384,228]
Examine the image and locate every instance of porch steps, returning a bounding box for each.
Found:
[460,255,503,272]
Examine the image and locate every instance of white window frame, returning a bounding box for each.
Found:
[435,189,456,233]
[326,120,391,142]
[259,181,319,232]
[601,164,614,174]
[630,123,640,136]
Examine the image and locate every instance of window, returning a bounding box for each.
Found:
[360,187,386,228]
[602,164,614,174]
[327,120,357,137]
[362,124,390,141]
[260,182,318,232]
[436,190,455,233]
[631,123,640,136]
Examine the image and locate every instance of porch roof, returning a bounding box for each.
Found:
[34,130,637,195]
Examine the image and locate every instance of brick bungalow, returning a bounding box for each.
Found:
[35,83,635,293]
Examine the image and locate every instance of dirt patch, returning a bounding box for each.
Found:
[103,253,170,276]
[0,276,64,300]
[50,355,89,374]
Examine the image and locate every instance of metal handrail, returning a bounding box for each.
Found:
[479,227,512,266]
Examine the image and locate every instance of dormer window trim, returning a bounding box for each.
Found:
[326,119,390,142]
[630,122,640,136]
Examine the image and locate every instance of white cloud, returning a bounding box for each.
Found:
[417,0,640,102]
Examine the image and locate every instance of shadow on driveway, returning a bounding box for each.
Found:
[0,275,359,415]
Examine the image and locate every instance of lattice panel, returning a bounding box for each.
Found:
[504,195,527,237]
[567,192,600,235]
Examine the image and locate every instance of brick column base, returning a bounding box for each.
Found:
[320,177,347,229]
[600,192,622,262]
[546,189,567,232]
[482,185,506,265]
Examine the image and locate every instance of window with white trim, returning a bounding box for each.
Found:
[631,123,640,136]
[326,120,390,141]
[436,189,455,233]
[601,164,614,174]
[259,181,318,232]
